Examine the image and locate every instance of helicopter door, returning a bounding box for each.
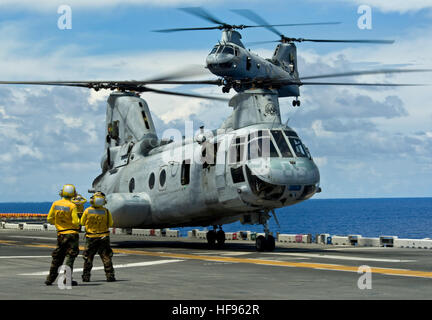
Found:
[246,56,252,71]
[202,142,219,205]
[215,137,228,195]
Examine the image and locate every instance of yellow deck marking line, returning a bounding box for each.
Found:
[16,242,432,279]
[0,240,19,245]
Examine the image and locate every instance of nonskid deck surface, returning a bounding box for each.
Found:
[1,229,432,300]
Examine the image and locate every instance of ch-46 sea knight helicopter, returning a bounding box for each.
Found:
[154,7,413,106]
[0,8,429,251]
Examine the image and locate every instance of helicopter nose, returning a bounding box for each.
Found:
[245,157,320,202]
[206,55,236,75]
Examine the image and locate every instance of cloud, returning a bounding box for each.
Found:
[0,0,227,11]
[348,0,432,13]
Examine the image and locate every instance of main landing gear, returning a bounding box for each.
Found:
[256,220,275,252]
[206,225,225,248]
[292,98,301,107]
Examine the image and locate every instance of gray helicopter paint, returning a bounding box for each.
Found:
[206,30,300,98]
[92,90,320,229]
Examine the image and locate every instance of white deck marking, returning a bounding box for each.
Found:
[18,259,184,276]
[262,252,415,262]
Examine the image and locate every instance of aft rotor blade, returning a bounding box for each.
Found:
[299,81,426,86]
[232,9,282,38]
[301,68,432,80]
[291,38,395,44]
[180,7,226,26]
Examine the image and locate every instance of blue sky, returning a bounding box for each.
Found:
[0,0,431,201]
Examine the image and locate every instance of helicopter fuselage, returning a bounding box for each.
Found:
[94,123,320,229]
[206,40,300,98]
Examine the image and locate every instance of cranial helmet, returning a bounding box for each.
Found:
[90,192,107,208]
[59,184,77,198]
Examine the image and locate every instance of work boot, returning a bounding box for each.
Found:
[106,276,116,282]
[82,275,90,282]
[45,280,53,286]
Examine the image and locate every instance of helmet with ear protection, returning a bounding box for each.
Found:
[90,192,107,207]
[59,184,77,198]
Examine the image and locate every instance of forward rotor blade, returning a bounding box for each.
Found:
[301,69,432,80]
[144,86,228,101]
[153,26,223,33]
[179,7,226,26]
[232,9,282,38]
[145,64,211,82]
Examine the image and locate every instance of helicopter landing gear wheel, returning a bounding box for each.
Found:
[216,230,225,248]
[206,230,216,248]
[255,214,276,252]
[222,86,231,93]
[292,99,301,107]
[255,235,275,252]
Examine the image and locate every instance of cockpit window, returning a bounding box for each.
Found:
[248,130,279,159]
[271,130,293,158]
[222,46,234,55]
[284,130,298,138]
[210,46,218,54]
[288,137,308,158]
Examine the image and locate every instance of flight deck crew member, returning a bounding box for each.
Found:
[45,184,80,286]
[72,194,87,220]
[80,192,116,282]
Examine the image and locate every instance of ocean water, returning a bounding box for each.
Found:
[1,198,432,239]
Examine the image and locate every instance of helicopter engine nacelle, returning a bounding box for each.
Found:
[272,43,299,78]
[105,92,159,148]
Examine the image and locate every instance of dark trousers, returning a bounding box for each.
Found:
[46,233,79,283]
[82,236,115,280]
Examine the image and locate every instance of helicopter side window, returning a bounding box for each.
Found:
[288,137,308,158]
[248,130,279,160]
[271,130,293,158]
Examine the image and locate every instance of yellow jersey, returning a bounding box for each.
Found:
[47,198,80,235]
[80,206,113,238]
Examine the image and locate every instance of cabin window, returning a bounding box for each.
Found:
[229,136,246,164]
[129,178,135,193]
[231,166,245,184]
[271,130,293,158]
[148,173,155,189]
[181,160,191,185]
[159,169,166,187]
